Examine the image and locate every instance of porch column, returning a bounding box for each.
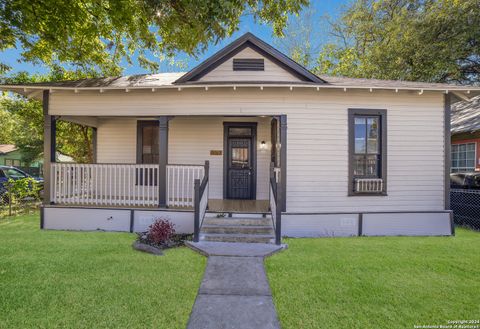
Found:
[43,90,56,205]
[92,127,98,163]
[279,115,287,212]
[444,94,451,210]
[158,116,170,207]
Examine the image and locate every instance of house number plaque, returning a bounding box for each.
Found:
[210,150,222,156]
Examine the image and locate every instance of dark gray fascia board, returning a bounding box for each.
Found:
[174,32,326,84]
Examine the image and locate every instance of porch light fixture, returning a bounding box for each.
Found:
[260,141,267,150]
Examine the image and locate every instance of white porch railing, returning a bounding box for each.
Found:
[51,163,159,206]
[166,164,205,207]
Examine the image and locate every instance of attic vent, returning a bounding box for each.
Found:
[233,58,264,71]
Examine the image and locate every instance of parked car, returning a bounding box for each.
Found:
[0,166,44,202]
[450,172,480,189]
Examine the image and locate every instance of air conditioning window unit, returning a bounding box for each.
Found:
[355,178,384,193]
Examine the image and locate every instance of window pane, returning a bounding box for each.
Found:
[366,117,379,154]
[4,168,27,179]
[354,117,366,153]
[231,147,249,167]
[459,144,466,152]
[353,155,365,176]
[229,127,251,136]
[467,143,475,151]
[142,124,159,164]
[366,155,378,176]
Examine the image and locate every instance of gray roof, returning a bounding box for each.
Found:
[451,95,480,134]
[2,72,478,90]
[13,72,185,88]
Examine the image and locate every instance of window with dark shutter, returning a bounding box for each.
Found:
[233,58,264,71]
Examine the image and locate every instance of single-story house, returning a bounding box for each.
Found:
[1,33,479,242]
[0,144,73,176]
[0,144,43,168]
[451,96,480,172]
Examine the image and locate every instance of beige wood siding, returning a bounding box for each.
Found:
[96,118,137,163]
[53,88,445,212]
[198,47,301,83]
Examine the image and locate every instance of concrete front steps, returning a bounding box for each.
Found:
[200,214,275,244]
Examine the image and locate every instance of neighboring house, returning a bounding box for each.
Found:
[0,144,33,167]
[0,144,43,176]
[451,96,480,172]
[1,33,479,240]
[0,144,73,176]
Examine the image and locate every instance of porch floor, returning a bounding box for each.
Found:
[208,199,269,214]
[48,199,270,213]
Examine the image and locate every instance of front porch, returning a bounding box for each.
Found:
[42,111,285,244]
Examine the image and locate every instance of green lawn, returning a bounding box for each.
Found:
[0,214,206,329]
[266,229,480,329]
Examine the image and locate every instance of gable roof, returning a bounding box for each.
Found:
[0,144,18,154]
[451,95,480,134]
[174,32,326,84]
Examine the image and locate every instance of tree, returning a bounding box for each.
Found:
[0,97,15,144]
[0,0,308,76]
[1,69,96,165]
[274,6,323,69]
[0,94,95,165]
[315,0,480,84]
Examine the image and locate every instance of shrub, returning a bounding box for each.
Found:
[146,218,176,246]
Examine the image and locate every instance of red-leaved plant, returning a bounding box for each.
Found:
[146,218,176,246]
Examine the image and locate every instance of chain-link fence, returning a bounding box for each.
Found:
[0,178,42,219]
[451,189,480,230]
[0,196,41,219]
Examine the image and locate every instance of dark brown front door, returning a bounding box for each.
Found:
[224,124,257,200]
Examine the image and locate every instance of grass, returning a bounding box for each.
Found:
[0,214,206,329]
[266,229,480,329]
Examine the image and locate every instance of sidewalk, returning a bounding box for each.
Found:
[186,242,286,329]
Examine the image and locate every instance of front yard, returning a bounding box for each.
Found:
[2,214,479,329]
[0,214,206,329]
[266,229,480,329]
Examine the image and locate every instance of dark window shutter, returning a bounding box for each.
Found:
[233,58,264,71]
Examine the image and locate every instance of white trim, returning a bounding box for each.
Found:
[2,84,480,94]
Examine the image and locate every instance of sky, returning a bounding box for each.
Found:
[0,0,348,76]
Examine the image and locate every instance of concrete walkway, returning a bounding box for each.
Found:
[186,242,286,329]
